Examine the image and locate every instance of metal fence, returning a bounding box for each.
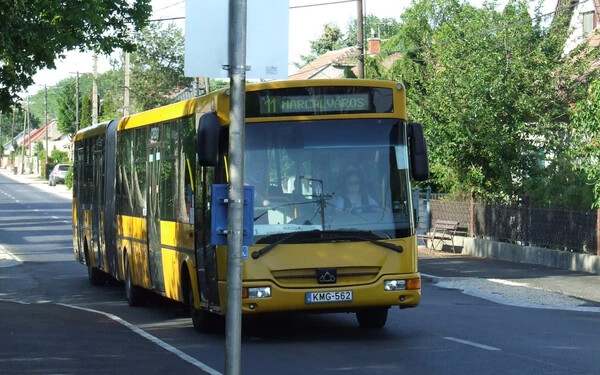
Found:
[414,187,598,254]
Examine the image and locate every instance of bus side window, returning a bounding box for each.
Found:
[160,122,176,221]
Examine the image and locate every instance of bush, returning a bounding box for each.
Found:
[65,167,73,189]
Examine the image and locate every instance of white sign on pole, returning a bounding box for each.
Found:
[184,0,289,80]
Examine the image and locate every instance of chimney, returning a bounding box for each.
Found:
[367,28,381,55]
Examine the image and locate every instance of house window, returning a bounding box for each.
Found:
[583,12,595,36]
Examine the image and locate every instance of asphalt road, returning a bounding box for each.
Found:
[1,170,599,375]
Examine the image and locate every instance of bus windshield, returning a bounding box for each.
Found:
[245,119,413,242]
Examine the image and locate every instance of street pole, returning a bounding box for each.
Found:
[124,52,130,117]
[92,54,98,125]
[356,0,364,78]
[225,0,247,374]
[27,98,31,173]
[11,107,15,169]
[44,85,48,167]
[21,102,26,174]
[75,72,80,133]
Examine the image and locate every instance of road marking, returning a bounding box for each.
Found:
[0,243,22,267]
[443,336,501,351]
[56,303,222,375]
[486,278,529,287]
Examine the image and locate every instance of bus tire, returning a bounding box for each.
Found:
[356,307,388,329]
[124,256,146,307]
[186,279,220,333]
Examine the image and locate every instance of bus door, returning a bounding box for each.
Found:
[91,151,104,269]
[147,141,164,292]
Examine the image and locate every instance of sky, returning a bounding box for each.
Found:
[25,0,555,96]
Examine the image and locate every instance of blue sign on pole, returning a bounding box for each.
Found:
[210,184,255,246]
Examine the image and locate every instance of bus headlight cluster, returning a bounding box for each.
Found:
[243,287,271,299]
[384,278,421,291]
[384,280,406,291]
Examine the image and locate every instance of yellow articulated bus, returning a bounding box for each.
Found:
[72,79,429,330]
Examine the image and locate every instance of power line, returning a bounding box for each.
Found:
[290,0,356,10]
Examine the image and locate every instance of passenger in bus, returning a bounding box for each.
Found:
[334,170,378,214]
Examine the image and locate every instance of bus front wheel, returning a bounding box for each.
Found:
[356,307,388,329]
[125,256,146,307]
[187,284,221,333]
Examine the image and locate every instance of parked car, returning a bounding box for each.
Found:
[49,164,71,186]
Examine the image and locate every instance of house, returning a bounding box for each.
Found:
[288,31,400,80]
[559,0,600,55]
[288,46,361,80]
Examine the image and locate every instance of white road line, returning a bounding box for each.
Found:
[0,243,23,267]
[56,303,222,375]
[443,336,501,351]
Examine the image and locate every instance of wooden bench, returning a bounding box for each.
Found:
[418,220,460,253]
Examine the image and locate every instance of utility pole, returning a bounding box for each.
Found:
[21,101,26,174]
[75,72,80,133]
[124,51,130,117]
[44,85,48,167]
[356,0,364,78]
[225,0,247,374]
[92,54,98,125]
[204,77,210,94]
[11,107,15,170]
[27,97,32,173]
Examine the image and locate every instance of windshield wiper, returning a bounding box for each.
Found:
[334,235,403,253]
[319,230,403,253]
[252,230,402,260]
[251,230,320,259]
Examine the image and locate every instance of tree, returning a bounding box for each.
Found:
[129,23,192,111]
[383,0,577,204]
[0,0,152,112]
[296,24,347,67]
[56,78,78,135]
[570,79,600,208]
[80,93,93,129]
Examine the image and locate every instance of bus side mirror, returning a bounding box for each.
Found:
[196,113,220,166]
[408,122,429,181]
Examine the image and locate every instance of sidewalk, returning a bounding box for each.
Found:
[0,167,72,200]
[419,246,600,310]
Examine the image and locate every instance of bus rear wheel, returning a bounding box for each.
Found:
[85,249,105,286]
[125,256,146,307]
[356,307,388,329]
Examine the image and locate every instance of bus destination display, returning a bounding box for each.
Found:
[246,86,394,117]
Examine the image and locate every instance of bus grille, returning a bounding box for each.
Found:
[271,266,380,287]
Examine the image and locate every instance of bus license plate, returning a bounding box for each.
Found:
[305,291,353,304]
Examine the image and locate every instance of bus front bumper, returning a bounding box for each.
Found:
[221,273,421,314]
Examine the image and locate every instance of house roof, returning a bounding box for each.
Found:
[288,46,360,80]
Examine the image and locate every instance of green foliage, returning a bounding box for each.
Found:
[296,24,346,67]
[345,15,401,44]
[130,23,192,111]
[570,79,600,208]
[381,0,578,204]
[56,78,78,135]
[65,167,73,189]
[0,0,152,112]
[50,149,69,164]
[80,93,93,129]
[34,142,45,161]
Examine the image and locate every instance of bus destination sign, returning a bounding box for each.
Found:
[246,86,393,117]
[266,93,369,114]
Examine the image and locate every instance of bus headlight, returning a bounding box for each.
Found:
[244,287,271,299]
[384,280,406,291]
